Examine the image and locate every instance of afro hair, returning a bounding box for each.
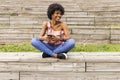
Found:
[47,3,64,20]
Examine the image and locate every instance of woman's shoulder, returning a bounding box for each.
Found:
[42,21,49,25]
[60,22,67,27]
[41,21,49,30]
[42,21,50,27]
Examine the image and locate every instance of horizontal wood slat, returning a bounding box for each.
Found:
[0,27,120,44]
[0,52,120,80]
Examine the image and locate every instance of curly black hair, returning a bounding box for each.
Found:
[47,3,64,20]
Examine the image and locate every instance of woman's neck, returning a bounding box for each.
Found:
[50,20,56,26]
[50,20,60,26]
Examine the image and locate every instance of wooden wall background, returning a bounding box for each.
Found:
[0,26,120,44]
[0,0,120,44]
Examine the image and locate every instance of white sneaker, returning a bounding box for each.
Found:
[57,53,67,59]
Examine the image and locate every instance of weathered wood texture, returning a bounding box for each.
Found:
[0,52,120,80]
[1,26,120,44]
[1,0,120,44]
[0,0,120,26]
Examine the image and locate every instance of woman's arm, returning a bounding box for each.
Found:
[39,22,48,41]
[61,22,71,40]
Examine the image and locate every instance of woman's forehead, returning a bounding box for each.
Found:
[54,10,61,13]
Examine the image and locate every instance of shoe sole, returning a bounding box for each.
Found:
[62,53,67,59]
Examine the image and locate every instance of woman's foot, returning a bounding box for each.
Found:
[57,53,67,59]
[42,53,67,59]
[42,53,51,58]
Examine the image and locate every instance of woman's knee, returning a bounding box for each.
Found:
[31,38,39,45]
[66,39,76,46]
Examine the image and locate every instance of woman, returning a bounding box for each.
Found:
[31,3,75,59]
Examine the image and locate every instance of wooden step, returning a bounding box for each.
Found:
[0,52,120,80]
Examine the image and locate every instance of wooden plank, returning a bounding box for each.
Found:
[10,16,42,25]
[0,52,84,63]
[81,52,120,56]
[67,22,94,26]
[0,62,85,72]
[0,72,19,80]
[82,52,120,62]
[0,16,9,25]
[72,28,110,35]
[95,17,120,25]
[111,40,120,44]
[0,25,41,29]
[0,39,31,44]
[87,63,120,72]
[73,38,110,44]
[71,34,109,40]
[111,35,120,40]
[88,11,120,17]
[65,11,88,17]
[0,33,33,38]
[111,28,120,35]
[20,72,120,80]
[1,52,120,63]
[0,28,41,34]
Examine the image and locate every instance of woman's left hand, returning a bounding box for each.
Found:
[51,36,61,41]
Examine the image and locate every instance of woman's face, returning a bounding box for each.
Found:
[51,10,62,21]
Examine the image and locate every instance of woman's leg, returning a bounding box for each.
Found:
[53,39,76,54]
[31,38,55,56]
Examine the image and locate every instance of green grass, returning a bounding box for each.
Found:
[0,42,39,52]
[71,44,120,52]
[0,42,120,52]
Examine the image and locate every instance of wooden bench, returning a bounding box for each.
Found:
[0,52,120,80]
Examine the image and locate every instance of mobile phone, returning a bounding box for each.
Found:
[47,34,53,37]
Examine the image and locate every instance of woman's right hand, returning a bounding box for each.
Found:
[40,36,49,41]
[47,36,56,44]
